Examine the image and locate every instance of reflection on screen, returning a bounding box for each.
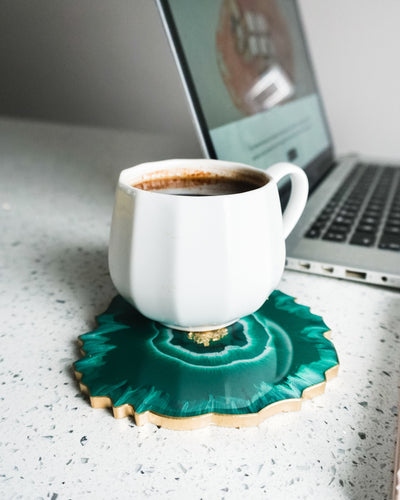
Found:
[167,0,330,171]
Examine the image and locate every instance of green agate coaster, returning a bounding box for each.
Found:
[75,290,339,430]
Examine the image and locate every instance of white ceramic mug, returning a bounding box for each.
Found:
[109,159,308,331]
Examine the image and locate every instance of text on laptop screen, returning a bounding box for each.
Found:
[164,0,330,171]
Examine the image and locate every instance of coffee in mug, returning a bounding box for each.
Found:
[131,171,265,196]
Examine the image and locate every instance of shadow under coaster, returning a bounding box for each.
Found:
[75,290,339,430]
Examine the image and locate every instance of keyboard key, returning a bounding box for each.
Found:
[334,216,354,226]
[342,201,361,208]
[387,218,400,226]
[379,234,400,251]
[321,208,335,217]
[350,232,376,246]
[323,231,347,242]
[379,243,400,251]
[367,203,384,211]
[384,225,400,235]
[356,224,376,234]
[317,213,332,222]
[363,209,382,218]
[359,216,379,226]
[338,209,357,218]
[328,224,350,234]
[312,219,328,229]
[305,227,321,239]
[326,201,337,209]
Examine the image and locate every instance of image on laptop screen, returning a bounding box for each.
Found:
[161,0,331,172]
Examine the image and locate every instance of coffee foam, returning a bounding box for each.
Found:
[130,168,268,192]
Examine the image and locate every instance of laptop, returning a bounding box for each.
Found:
[156,0,400,289]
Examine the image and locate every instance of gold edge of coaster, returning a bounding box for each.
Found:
[74,361,339,430]
[301,364,340,400]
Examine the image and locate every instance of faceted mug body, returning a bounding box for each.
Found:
[108,159,308,331]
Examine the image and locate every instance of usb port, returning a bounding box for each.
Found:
[345,270,367,280]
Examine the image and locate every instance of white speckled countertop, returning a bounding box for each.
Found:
[1,118,400,500]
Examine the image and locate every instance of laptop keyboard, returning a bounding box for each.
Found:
[304,162,400,250]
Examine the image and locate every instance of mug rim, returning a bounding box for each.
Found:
[118,159,272,198]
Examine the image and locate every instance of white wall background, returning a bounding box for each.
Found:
[1,0,400,159]
[0,0,196,141]
[298,0,400,159]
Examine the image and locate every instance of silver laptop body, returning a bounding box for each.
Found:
[156,0,400,289]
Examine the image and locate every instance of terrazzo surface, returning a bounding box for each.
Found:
[1,119,400,499]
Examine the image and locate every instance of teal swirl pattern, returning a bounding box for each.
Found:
[75,290,338,418]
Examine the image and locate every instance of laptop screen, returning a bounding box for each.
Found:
[158,0,334,191]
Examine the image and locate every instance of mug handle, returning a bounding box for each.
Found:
[265,162,309,239]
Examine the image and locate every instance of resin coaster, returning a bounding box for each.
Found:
[75,290,339,430]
